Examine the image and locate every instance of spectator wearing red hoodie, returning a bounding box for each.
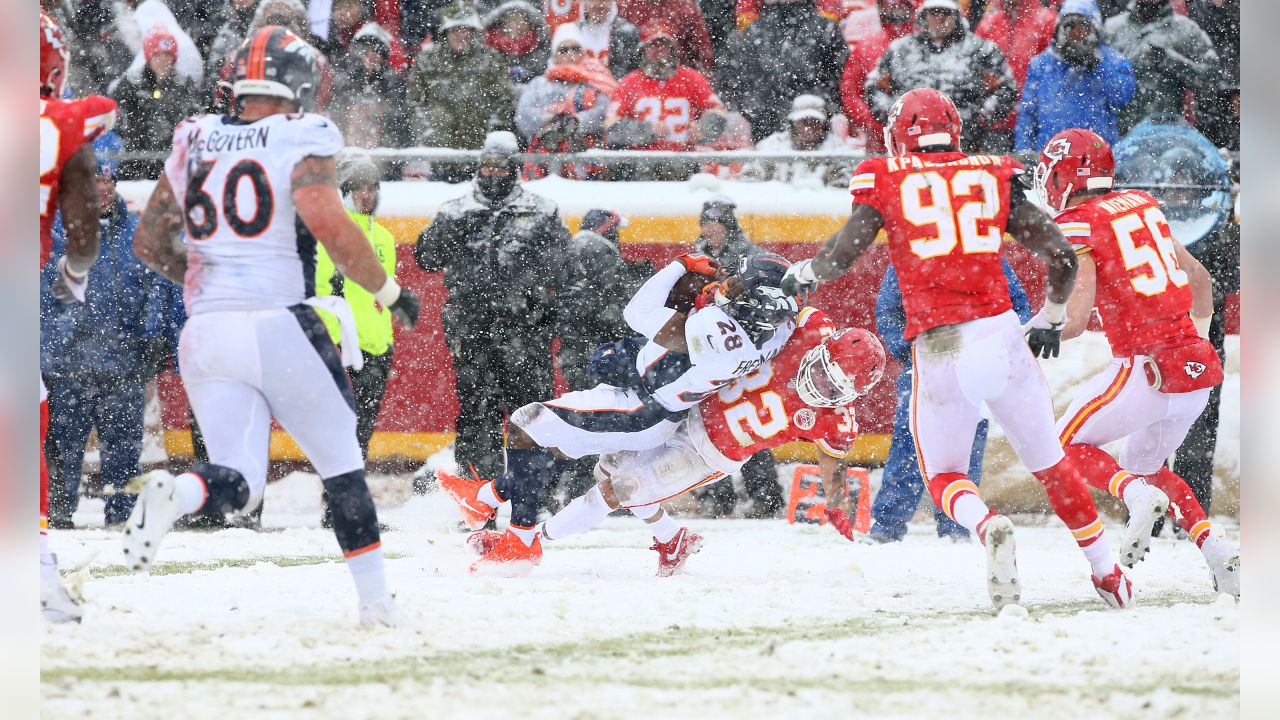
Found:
[323,0,410,71]
[839,0,914,153]
[616,0,715,72]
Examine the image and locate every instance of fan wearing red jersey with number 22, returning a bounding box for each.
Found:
[1039,128,1239,598]
[780,88,1133,611]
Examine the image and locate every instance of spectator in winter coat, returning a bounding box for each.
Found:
[166,0,226,58]
[1188,0,1238,149]
[211,0,335,114]
[974,0,1057,134]
[40,133,154,527]
[109,25,203,179]
[839,0,914,153]
[1015,0,1135,151]
[322,0,410,71]
[408,3,514,179]
[574,0,643,78]
[617,0,715,73]
[205,0,259,92]
[1105,0,1217,133]
[864,0,1017,153]
[516,24,616,177]
[127,0,206,83]
[484,1,552,89]
[606,24,727,155]
[718,0,849,143]
[331,22,413,153]
[743,94,856,187]
[67,0,138,95]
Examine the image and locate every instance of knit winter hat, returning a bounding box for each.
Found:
[143,25,179,62]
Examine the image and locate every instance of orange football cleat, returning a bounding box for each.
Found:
[436,466,496,531]
[466,530,505,556]
[469,529,543,575]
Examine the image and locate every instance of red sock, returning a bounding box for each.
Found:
[1147,467,1212,547]
[1034,458,1104,549]
[1063,443,1139,498]
[927,472,994,538]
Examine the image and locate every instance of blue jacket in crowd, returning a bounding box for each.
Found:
[1015,44,1136,152]
[875,260,1034,367]
[40,198,161,379]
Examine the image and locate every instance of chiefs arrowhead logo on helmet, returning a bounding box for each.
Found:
[1184,361,1207,379]
[40,12,70,98]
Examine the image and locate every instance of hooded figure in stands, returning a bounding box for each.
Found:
[414,131,572,481]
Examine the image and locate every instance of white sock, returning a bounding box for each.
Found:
[476,481,500,509]
[950,493,993,535]
[346,546,389,605]
[635,506,680,544]
[174,472,209,515]
[509,524,538,546]
[543,486,611,541]
[1081,535,1116,577]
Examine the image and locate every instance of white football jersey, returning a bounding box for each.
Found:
[163,112,344,315]
[634,305,795,412]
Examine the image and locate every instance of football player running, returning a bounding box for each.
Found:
[781,88,1133,610]
[39,12,119,623]
[126,26,421,626]
[437,253,802,573]
[487,310,887,577]
[1039,128,1239,597]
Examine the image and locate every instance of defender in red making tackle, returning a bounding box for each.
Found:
[39,11,119,623]
[462,309,886,577]
[1037,128,1239,597]
[782,88,1133,610]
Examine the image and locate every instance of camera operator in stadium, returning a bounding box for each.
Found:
[414,131,572,484]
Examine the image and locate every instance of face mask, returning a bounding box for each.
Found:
[477,170,517,202]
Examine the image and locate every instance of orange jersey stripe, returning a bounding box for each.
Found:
[1060,364,1133,445]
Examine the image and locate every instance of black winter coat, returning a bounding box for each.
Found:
[717,4,848,141]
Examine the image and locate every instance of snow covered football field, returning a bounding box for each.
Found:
[42,471,1239,720]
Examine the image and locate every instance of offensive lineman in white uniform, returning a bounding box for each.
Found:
[126,26,420,626]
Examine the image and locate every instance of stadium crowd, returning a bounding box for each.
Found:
[43,0,1239,181]
[38,0,1240,527]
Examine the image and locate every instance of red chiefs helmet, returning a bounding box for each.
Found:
[1033,128,1115,214]
[795,328,887,408]
[40,12,70,97]
[883,88,962,156]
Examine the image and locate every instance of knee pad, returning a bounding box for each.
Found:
[322,470,381,555]
[189,463,251,516]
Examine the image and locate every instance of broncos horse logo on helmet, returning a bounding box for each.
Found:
[720,253,803,347]
[230,25,320,113]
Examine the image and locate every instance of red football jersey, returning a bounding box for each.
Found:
[850,152,1023,340]
[1056,190,1199,357]
[700,308,858,461]
[607,66,723,151]
[39,95,117,267]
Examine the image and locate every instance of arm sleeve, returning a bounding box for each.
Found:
[623,261,684,338]
[1013,62,1040,152]
[863,51,895,123]
[1056,213,1096,255]
[375,223,398,277]
[414,213,452,272]
[286,114,345,167]
[848,158,885,215]
[1100,51,1138,110]
[1002,259,1034,324]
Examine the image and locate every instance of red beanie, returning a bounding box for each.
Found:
[143,26,179,63]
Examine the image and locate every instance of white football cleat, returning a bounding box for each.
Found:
[1120,483,1169,568]
[359,595,411,628]
[1202,538,1240,599]
[121,470,184,573]
[1092,564,1135,609]
[982,515,1020,610]
[40,556,82,624]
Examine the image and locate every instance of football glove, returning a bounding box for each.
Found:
[825,507,856,542]
[675,253,721,277]
[51,256,89,304]
[1024,301,1067,359]
[780,258,819,297]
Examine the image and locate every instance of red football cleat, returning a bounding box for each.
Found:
[466,530,504,556]
[825,507,855,541]
[436,466,496,531]
[469,530,543,575]
[1093,564,1135,609]
[652,527,703,577]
